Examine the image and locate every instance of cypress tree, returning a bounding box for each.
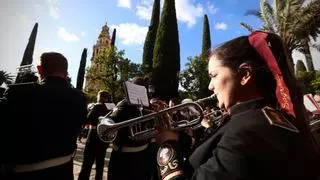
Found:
[199,14,212,98]
[20,22,38,66]
[111,28,116,47]
[201,14,211,62]
[296,60,307,73]
[152,0,180,101]
[15,22,38,83]
[110,28,117,102]
[142,0,160,77]
[76,48,87,90]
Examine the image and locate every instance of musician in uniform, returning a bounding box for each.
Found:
[78,91,111,180]
[155,32,319,180]
[0,52,87,180]
[106,77,158,180]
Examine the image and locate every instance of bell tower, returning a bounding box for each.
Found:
[85,22,112,101]
[91,22,111,60]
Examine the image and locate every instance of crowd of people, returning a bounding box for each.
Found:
[1,32,320,180]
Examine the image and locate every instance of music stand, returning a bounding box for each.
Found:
[124,81,150,108]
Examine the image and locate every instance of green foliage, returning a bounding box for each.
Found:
[300,39,314,71]
[296,71,316,94]
[296,70,320,95]
[178,90,195,101]
[15,72,38,84]
[240,22,254,32]
[85,47,141,102]
[180,56,211,99]
[200,14,212,98]
[180,56,200,94]
[0,70,13,85]
[295,59,307,73]
[111,29,116,46]
[311,72,320,94]
[76,48,87,90]
[142,0,160,77]
[243,0,320,72]
[16,23,38,83]
[20,23,38,66]
[152,0,180,101]
[201,14,211,62]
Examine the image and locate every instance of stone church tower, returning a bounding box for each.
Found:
[91,23,111,60]
[85,23,111,98]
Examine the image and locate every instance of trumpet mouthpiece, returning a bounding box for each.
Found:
[210,94,217,99]
[195,94,217,103]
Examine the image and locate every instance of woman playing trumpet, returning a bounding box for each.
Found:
[155,32,319,180]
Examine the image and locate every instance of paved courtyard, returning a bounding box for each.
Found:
[73,139,112,180]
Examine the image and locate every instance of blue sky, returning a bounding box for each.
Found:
[1,0,319,86]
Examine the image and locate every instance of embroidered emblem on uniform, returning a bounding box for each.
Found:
[157,145,174,166]
[262,106,299,133]
[157,144,179,176]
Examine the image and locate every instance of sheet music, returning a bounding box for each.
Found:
[105,103,116,110]
[304,94,320,112]
[124,81,149,107]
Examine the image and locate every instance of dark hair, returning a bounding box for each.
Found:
[211,35,277,105]
[209,33,319,154]
[132,77,147,87]
[98,90,110,102]
[40,52,68,75]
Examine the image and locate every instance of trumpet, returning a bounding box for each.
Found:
[97,94,216,143]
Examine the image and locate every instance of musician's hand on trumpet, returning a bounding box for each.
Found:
[150,98,172,131]
[149,98,180,144]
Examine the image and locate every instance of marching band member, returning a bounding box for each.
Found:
[107,77,158,180]
[0,52,87,180]
[78,91,111,180]
[155,32,319,180]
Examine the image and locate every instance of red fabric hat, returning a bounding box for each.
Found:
[248,31,295,118]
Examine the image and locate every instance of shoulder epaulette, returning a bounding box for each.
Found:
[262,106,299,133]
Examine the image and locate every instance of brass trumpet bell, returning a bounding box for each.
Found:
[97,94,217,143]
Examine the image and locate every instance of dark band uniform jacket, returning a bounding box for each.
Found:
[107,99,156,180]
[158,98,317,180]
[0,77,87,178]
[86,102,110,143]
[78,102,110,180]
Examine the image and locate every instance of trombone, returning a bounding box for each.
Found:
[97,94,216,143]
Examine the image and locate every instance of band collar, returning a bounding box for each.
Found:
[40,76,69,86]
[229,98,269,116]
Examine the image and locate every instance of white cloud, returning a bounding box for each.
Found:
[34,4,41,8]
[80,31,86,37]
[176,0,204,28]
[214,22,228,30]
[57,27,80,42]
[136,3,153,20]
[207,1,218,14]
[18,14,31,28]
[117,0,132,9]
[47,0,60,20]
[135,0,204,27]
[111,23,148,46]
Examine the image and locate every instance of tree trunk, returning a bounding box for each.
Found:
[301,39,315,72]
[287,49,296,77]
